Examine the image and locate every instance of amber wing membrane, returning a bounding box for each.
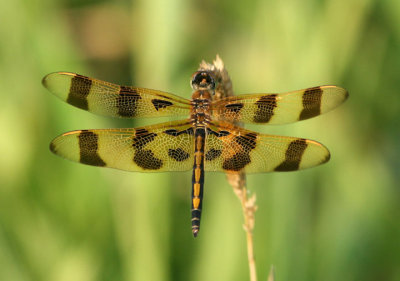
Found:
[204,121,330,173]
[211,86,348,124]
[50,120,195,172]
[43,72,191,118]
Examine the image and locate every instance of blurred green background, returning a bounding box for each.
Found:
[1,0,399,280]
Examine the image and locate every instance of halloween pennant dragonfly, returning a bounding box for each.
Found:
[43,70,348,237]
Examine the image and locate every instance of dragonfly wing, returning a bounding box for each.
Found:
[43,72,191,118]
[50,120,195,172]
[204,121,330,173]
[211,86,348,124]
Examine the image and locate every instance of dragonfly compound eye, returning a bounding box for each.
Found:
[191,71,216,90]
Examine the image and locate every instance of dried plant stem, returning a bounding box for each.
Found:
[242,191,257,281]
[228,173,258,281]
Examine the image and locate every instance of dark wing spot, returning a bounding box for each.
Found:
[132,129,162,169]
[67,74,91,110]
[133,129,157,150]
[151,99,173,111]
[134,150,163,170]
[168,148,190,162]
[246,132,257,140]
[224,103,244,114]
[78,130,106,166]
[218,130,230,137]
[206,128,230,137]
[299,87,322,120]
[117,86,141,117]
[253,94,277,123]
[222,152,251,171]
[275,139,308,171]
[164,129,179,136]
[234,133,257,150]
[164,128,194,136]
[223,133,258,171]
[205,149,222,161]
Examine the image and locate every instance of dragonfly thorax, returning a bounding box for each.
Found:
[190,93,212,124]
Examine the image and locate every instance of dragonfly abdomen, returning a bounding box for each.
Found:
[191,127,206,237]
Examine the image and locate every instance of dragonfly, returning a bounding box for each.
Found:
[43,69,348,237]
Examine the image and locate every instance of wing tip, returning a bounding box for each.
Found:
[49,134,65,155]
[321,151,331,164]
[334,86,349,101]
[312,142,331,168]
[42,74,50,88]
[49,130,83,154]
[301,139,331,169]
[344,88,350,100]
[42,72,77,88]
[323,85,349,100]
[49,141,57,153]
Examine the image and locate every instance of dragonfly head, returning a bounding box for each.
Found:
[191,71,216,91]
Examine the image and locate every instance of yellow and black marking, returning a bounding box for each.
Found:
[42,72,191,119]
[49,120,195,172]
[43,69,349,238]
[212,86,348,124]
[132,128,157,150]
[299,87,322,120]
[117,86,141,117]
[151,99,174,111]
[168,148,190,161]
[164,127,194,136]
[222,132,258,172]
[78,130,106,166]
[50,129,107,166]
[132,128,163,170]
[253,94,277,123]
[274,139,309,171]
[203,121,332,174]
[191,128,206,237]
[224,103,244,114]
[205,148,222,161]
[67,74,92,110]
